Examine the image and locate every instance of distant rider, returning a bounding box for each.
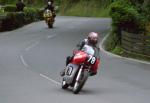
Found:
[16,0,25,12]
[44,1,56,20]
[60,32,100,76]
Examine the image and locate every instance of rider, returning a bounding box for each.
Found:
[16,0,25,12]
[60,32,100,76]
[44,0,56,19]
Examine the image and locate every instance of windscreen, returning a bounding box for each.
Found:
[81,45,95,55]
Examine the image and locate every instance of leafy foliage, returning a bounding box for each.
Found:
[24,7,39,22]
[0,7,5,13]
[4,5,16,12]
[59,0,111,17]
[110,0,147,34]
[0,7,43,31]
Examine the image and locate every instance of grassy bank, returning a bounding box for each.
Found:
[104,33,150,62]
[1,0,110,17]
[0,0,61,8]
[59,0,111,17]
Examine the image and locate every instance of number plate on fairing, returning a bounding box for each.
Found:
[66,66,73,76]
[87,55,96,65]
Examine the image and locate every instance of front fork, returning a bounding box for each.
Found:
[76,65,83,82]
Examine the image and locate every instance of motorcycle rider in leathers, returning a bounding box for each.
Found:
[44,1,56,21]
[60,32,100,76]
[16,0,25,12]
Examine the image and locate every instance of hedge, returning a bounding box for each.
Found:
[0,7,44,32]
[4,5,16,12]
[110,1,147,34]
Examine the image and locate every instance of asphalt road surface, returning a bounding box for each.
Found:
[0,16,150,103]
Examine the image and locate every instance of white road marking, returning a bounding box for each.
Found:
[47,34,57,39]
[20,33,61,85]
[20,54,29,68]
[40,74,61,85]
[25,34,57,51]
[100,33,150,65]
[20,54,61,85]
[25,41,39,51]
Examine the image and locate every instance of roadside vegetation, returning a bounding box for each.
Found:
[0,0,110,31]
[105,0,150,61]
[0,0,55,31]
[59,0,111,17]
[0,5,43,31]
[1,0,110,17]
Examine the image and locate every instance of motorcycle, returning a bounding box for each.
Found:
[43,9,54,28]
[61,44,100,94]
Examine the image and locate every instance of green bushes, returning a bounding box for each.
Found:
[0,0,17,5]
[104,32,118,51]
[4,5,16,12]
[59,0,111,17]
[107,0,148,51]
[107,0,150,60]
[24,7,40,23]
[0,7,43,32]
[0,12,24,31]
[0,7,5,13]
[3,5,42,21]
[110,1,147,34]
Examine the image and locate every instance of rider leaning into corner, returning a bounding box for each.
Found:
[60,32,100,77]
[44,0,56,20]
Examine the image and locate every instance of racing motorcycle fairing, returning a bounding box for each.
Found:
[63,63,79,85]
[43,9,54,28]
[72,51,88,65]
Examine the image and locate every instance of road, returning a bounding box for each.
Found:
[0,16,150,103]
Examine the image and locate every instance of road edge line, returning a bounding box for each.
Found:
[40,74,61,85]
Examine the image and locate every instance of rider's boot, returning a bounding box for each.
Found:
[89,71,97,76]
[60,56,73,77]
[60,69,65,77]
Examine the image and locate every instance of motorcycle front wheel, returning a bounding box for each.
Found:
[61,78,69,89]
[73,75,88,94]
[48,23,53,28]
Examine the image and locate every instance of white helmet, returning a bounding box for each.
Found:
[48,1,51,5]
[87,32,99,45]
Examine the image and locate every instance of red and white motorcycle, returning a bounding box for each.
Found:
[61,44,100,94]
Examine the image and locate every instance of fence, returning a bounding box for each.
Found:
[121,31,150,57]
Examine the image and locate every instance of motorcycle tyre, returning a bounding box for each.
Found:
[73,77,87,94]
[61,78,69,89]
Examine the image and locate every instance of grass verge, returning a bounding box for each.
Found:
[59,0,110,17]
[104,33,150,62]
